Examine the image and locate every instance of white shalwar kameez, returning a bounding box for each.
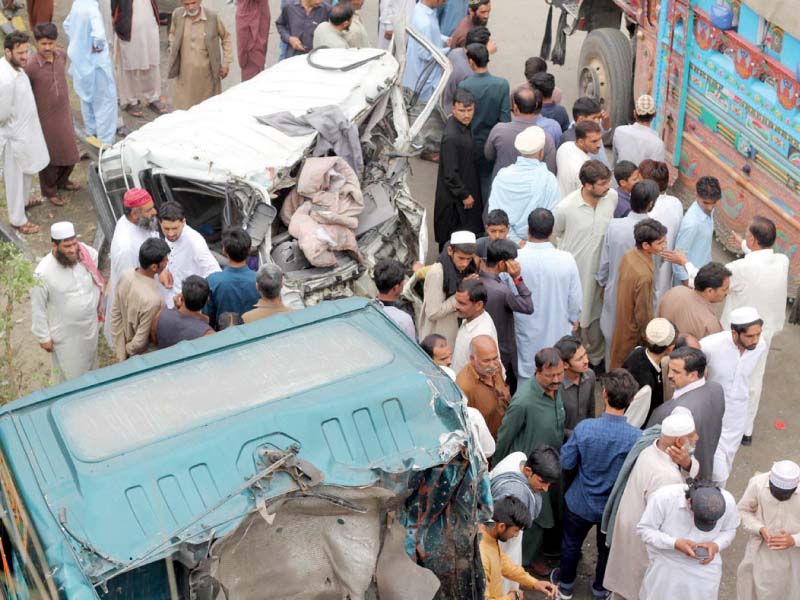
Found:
[159,225,221,308]
[636,483,739,600]
[648,193,683,306]
[0,57,49,227]
[103,216,159,344]
[700,330,766,487]
[31,249,101,381]
[555,141,589,198]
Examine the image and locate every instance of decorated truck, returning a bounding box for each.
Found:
[545,0,799,283]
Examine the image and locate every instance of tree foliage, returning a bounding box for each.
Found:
[0,242,36,403]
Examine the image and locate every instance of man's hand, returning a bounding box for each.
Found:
[767,531,796,550]
[159,268,174,289]
[531,580,558,599]
[674,538,697,559]
[661,248,687,266]
[759,527,771,543]
[288,36,305,51]
[39,340,53,352]
[518,239,526,248]
[464,273,480,281]
[384,29,393,40]
[729,230,744,251]
[506,259,521,279]
[487,40,497,54]
[666,443,691,470]
[219,64,229,79]
[694,541,719,565]
[463,195,475,209]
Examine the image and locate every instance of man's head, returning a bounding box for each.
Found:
[373,258,406,299]
[528,72,555,100]
[554,334,589,377]
[180,275,210,311]
[421,334,452,367]
[601,368,639,411]
[467,0,491,26]
[4,31,29,70]
[182,0,202,17]
[644,317,676,357]
[528,207,554,241]
[451,88,475,127]
[695,176,721,216]
[571,96,602,123]
[686,479,727,532]
[634,218,667,254]
[447,230,477,272]
[329,2,354,29]
[50,222,79,267]
[485,209,509,240]
[221,228,251,263]
[511,85,542,117]
[465,25,495,54]
[523,446,561,493]
[634,94,656,122]
[488,495,531,542]
[730,307,763,351]
[746,216,777,251]
[768,460,800,502]
[350,0,363,10]
[256,264,284,300]
[579,160,612,199]
[534,348,564,395]
[469,335,501,378]
[485,238,518,270]
[523,56,547,81]
[667,346,707,389]
[33,23,57,60]
[138,238,171,274]
[455,279,487,320]
[660,408,699,455]
[628,179,660,214]
[466,42,489,72]
[574,119,603,154]
[158,202,187,242]
[637,159,669,192]
[694,262,731,304]
[514,126,546,160]
[673,332,701,351]
[614,160,641,195]
[123,188,158,231]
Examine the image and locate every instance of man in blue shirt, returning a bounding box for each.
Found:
[204,228,259,329]
[553,368,642,600]
[672,176,720,285]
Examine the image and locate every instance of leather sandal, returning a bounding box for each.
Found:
[47,196,67,206]
[13,221,40,234]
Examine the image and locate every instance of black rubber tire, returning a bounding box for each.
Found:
[578,28,634,145]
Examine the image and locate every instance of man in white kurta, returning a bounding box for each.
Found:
[736,460,800,600]
[31,222,102,381]
[451,289,499,376]
[648,192,684,305]
[0,34,49,233]
[720,217,789,441]
[555,120,604,197]
[555,161,617,367]
[637,482,739,600]
[700,306,767,488]
[103,188,160,344]
[603,412,699,600]
[114,0,163,112]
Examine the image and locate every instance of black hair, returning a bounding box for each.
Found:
[182,275,210,311]
[629,179,660,213]
[465,26,491,46]
[534,347,562,371]
[486,209,509,228]
[694,262,732,293]
[485,238,518,267]
[575,119,601,140]
[749,216,776,248]
[456,278,487,304]
[669,346,707,377]
[613,160,638,183]
[512,85,542,115]
[4,31,28,51]
[528,207,554,240]
[420,334,447,358]
[602,368,639,410]
[645,320,676,354]
[222,228,251,263]
[492,495,531,529]
[673,332,696,350]
[466,43,489,68]
[525,446,562,483]
[732,319,764,335]
[217,312,243,330]
[33,22,57,40]
[138,237,171,269]
[634,218,667,248]
[695,176,721,200]
[373,258,406,294]
[450,242,478,256]
[579,160,611,186]
[158,201,185,222]
[571,96,601,120]
[554,334,583,363]
[638,159,669,192]
[453,88,475,107]
[529,72,555,98]
[329,2,354,25]
[524,56,547,80]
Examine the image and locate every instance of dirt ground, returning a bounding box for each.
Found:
[1,0,799,598]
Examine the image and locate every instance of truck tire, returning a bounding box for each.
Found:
[578,28,634,145]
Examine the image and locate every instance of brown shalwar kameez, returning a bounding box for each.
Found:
[610,248,655,369]
[26,0,52,26]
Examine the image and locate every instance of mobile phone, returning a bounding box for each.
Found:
[694,546,710,560]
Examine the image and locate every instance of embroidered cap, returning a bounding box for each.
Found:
[645,318,675,346]
[50,221,76,241]
[123,187,153,209]
[769,460,800,490]
[689,485,727,532]
[635,94,656,116]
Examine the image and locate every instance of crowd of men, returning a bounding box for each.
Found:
[4,0,799,597]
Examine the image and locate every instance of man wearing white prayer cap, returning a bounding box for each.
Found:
[604,408,699,599]
[737,460,800,600]
[30,221,104,381]
[700,306,767,487]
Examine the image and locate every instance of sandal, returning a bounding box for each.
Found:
[13,221,40,235]
[124,104,144,118]
[25,196,43,207]
[148,100,170,115]
[61,181,81,191]
[47,196,67,207]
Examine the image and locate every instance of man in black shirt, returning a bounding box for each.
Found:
[621,317,676,424]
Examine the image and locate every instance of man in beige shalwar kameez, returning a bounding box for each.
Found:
[736,460,800,600]
[168,0,233,111]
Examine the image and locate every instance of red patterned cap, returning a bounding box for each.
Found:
[123,188,153,208]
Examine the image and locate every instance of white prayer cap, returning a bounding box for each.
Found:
[662,412,695,437]
[769,460,800,490]
[730,306,761,325]
[450,231,477,246]
[645,318,676,346]
[50,221,76,241]
[514,126,546,154]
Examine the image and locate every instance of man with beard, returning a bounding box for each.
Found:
[449,0,490,48]
[31,222,105,381]
[0,31,49,235]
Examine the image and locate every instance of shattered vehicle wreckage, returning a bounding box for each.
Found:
[88,38,449,306]
[0,300,491,598]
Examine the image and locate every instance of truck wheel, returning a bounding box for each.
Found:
[578,28,634,145]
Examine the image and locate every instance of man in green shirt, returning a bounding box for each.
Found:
[494,347,566,576]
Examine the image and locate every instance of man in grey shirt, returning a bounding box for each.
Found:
[554,335,596,439]
[312,3,352,49]
[612,94,666,165]
[276,0,331,58]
